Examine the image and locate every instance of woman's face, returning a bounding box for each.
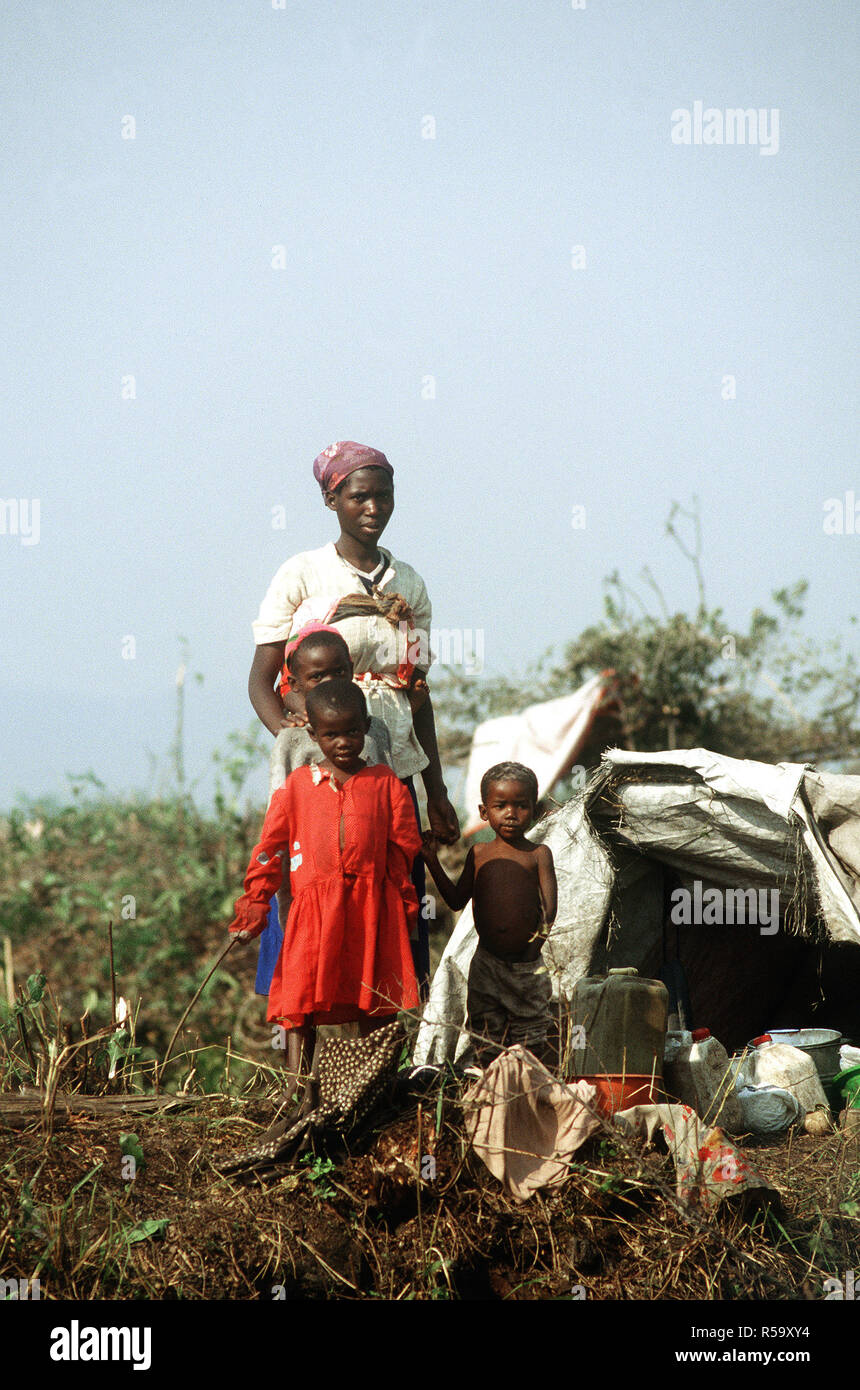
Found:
[325,467,394,543]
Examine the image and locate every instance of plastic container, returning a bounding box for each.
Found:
[735,1041,828,1129]
[571,967,668,1108]
[583,1075,659,1116]
[834,1065,860,1110]
[750,1028,842,1108]
[664,1028,692,1065]
[663,1028,744,1132]
[736,1086,802,1134]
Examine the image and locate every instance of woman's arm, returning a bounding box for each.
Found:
[249,555,310,732]
[248,642,296,735]
[412,687,461,843]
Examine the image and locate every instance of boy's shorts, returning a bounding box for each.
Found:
[466,942,553,1050]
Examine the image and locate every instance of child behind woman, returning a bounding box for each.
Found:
[229,678,421,1092]
[268,622,392,801]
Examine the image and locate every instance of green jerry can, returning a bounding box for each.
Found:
[570,967,669,1114]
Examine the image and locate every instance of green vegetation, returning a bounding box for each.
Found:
[435,503,860,772]
[0,790,263,1093]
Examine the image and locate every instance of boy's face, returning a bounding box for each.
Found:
[479,778,535,842]
[325,467,394,544]
[288,640,353,693]
[307,706,370,772]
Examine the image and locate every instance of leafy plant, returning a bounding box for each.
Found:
[300,1152,337,1200]
[119,1133,145,1170]
[121,1217,170,1246]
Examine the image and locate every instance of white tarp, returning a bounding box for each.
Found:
[461,675,612,835]
[414,748,860,1065]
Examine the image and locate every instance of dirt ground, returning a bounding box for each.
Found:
[2,1085,859,1302]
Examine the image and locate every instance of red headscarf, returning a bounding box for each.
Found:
[280,622,348,699]
[312,441,393,494]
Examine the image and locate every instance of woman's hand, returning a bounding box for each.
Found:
[426,791,460,845]
[280,690,308,728]
[280,710,309,728]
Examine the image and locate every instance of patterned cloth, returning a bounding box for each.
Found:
[613,1102,772,1210]
[214,1021,406,1174]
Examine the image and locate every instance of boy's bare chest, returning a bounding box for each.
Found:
[474,844,539,876]
[473,850,541,916]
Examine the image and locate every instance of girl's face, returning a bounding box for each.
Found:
[325,467,394,544]
[287,640,352,693]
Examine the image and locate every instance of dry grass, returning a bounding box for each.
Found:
[2,1081,859,1301]
[2,953,857,1302]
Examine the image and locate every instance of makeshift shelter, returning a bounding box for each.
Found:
[460,674,619,835]
[415,749,860,1064]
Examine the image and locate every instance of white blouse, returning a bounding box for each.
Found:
[252,542,433,780]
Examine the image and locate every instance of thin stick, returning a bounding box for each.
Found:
[158,938,238,1089]
[416,1101,425,1281]
[107,920,117,1026]
[16,1009,37,1078]
[2,936,15,1009]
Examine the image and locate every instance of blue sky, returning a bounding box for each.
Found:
[2,0,857,809]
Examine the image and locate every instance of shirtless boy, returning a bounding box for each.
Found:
[422,761,557,1062]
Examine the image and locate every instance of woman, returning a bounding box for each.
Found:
[248,440,460,990]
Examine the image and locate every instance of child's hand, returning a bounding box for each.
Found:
[227,906,269,941]
[406,676,430,714]
[421,830,440,859]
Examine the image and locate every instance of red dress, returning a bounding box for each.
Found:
[229,763,422,1028]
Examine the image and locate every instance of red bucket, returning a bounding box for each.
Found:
[578,1074,661,1115]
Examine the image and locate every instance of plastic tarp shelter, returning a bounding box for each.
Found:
[460,674,614,835]
[414,748,860,1064]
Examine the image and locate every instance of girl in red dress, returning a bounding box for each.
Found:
[228,678,422,1094]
